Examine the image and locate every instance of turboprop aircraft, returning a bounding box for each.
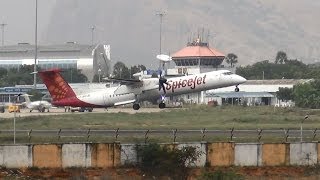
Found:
[37,68,246,110]
[21,94,52,112]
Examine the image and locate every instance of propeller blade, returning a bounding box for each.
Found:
[158,76,167,94]
[161,84,166,94]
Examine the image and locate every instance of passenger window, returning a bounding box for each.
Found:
[222,72,232,75]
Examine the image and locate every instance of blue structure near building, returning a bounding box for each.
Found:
[0,85,48,103]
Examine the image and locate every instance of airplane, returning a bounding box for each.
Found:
[37,68,246,110]
[21,94,52,112]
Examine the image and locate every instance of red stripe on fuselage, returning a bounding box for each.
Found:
[52,96,105,108]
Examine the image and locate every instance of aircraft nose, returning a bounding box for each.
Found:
[235,75,247,84]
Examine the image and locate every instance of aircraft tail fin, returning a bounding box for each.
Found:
[21,94,32,104]
[38,69,77,102]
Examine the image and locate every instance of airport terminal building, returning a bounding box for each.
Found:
[204,79,312,107]
[0,42,111,81]
[0,42,111,104]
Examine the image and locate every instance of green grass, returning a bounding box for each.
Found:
[0,105,319,143]
[0,105,319,130]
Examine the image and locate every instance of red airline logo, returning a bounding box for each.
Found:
[165,75,207,93]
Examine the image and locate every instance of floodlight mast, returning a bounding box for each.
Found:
[34,0,38,89]
[0,23,7,46]
[90,25,95,46]
[156,12,165,70]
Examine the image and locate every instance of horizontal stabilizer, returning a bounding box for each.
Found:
[114,99,136,106]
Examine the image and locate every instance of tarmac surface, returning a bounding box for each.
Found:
[0,107,164,119]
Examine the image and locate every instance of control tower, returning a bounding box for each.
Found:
[167,38,225,76]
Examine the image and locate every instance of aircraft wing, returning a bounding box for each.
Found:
[114,99,136,106]
[104,78,142,85]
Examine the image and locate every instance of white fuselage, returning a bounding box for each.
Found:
[26,101,52,110]
[75,70,246,107]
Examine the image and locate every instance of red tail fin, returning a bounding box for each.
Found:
[38,69,76,102]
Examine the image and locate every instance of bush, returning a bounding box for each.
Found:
[136,143,201,179]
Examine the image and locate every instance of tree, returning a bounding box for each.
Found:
[136,143,201,179]
[60,68,88,83]
[275,51,288,64]
[293,80,320,108]
[236,59,309,80]
[225,53,238,67]
[113,61,130,79]
[276,87,293,101]
[27,89,43,101]
[130,64,147,77]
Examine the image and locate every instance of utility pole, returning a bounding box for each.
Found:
[0,23,7,46]
[34,0,38,89]
[90,25,95,46]
[156,12,165,71]
[156,12,165,54]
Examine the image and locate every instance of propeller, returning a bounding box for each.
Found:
[158,70,168,94]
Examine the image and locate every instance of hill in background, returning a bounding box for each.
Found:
[43,0,320,67]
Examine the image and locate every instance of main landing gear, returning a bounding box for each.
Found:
[159,102,166,109]
[158,95,166,109]
[235,85,240,92]
[133,103,140,110]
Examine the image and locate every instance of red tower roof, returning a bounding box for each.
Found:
[172,45,225,58]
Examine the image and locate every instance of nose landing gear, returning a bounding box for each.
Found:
[133,103,140,110]
[158,95,166,109]
[235,85,240,92]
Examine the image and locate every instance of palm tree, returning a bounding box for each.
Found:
[225,53,238,68]
[275,51,288,64]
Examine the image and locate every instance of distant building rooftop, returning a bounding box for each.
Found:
[172,38,225,58]
[0,42,95,59]
[172,45,225,58]
[208,79,313,94]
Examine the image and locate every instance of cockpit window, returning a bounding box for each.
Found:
[222,72,233,75]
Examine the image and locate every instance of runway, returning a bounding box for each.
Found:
[0,107,165,119]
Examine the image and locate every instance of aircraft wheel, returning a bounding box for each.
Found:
[159,102,166,109]
[235,86,240,92]
[133,104,140,110]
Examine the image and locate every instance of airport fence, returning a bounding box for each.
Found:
[0,128,319,144]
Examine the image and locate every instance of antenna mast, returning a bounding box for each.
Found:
[0,23,7,46]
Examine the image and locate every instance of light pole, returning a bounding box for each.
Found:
[90,25,95,46]
[13,100,16,144]
[0,23,7,46]
[13,94,21,144]
[156,12,165,54]
[156,12,165,69]
[34,0,38,89]
[301,115,309,142]
[98,68,101,83]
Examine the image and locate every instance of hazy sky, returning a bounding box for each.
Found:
[0,0,56,45]
[1,0,319,66]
